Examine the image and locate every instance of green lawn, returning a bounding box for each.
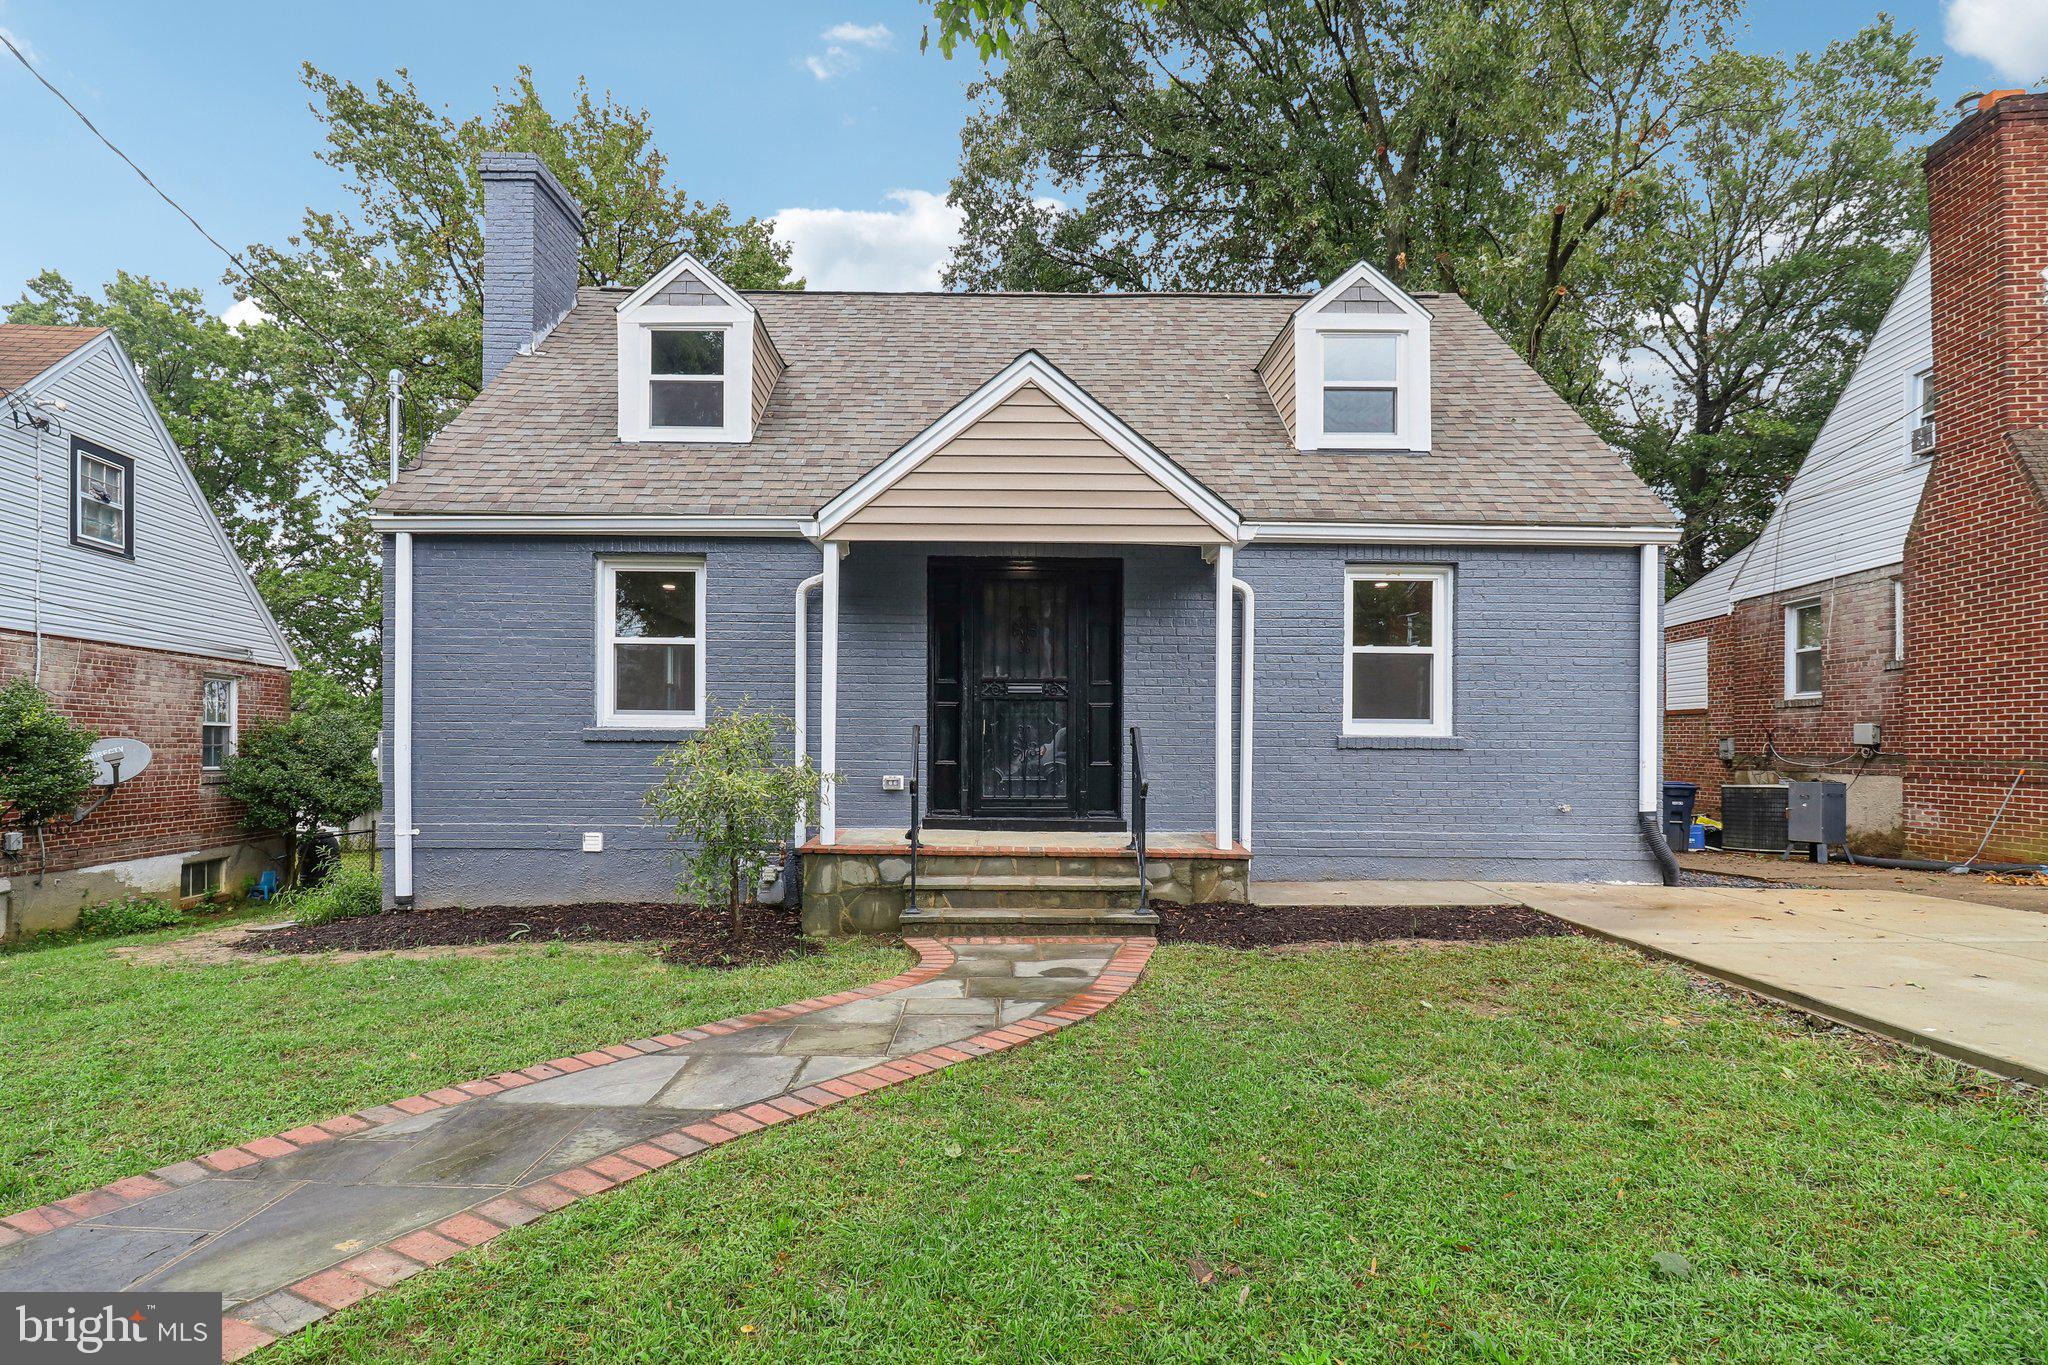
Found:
[0,910,905,1209]
[6,921,2045,1361]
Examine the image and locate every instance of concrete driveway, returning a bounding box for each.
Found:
[1257,877,2048,1087]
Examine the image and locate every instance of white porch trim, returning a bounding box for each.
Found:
[814,351,1242,543]
[1214,544,1234,850]
[819,540,842,845]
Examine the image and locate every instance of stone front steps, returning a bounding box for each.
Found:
[798,830,1250,936]
[900,905,1160,935]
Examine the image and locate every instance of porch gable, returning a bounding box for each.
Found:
[818,353,1237,545]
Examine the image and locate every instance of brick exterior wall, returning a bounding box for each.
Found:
[1905,92,2048,862]
[1661,568,1907,849]
[0,628,290,922]
[385,537,1656,908]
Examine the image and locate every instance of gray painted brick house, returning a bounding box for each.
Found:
[375,153,1678,931]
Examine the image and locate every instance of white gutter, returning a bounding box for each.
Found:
[1638,543,1661,815]
[1213,544,1235,850]
[393,531,416,902]
[367,514,816,536]
[1243,521,1680,547]
[792,572,823,845]
[1232,577,1255,849]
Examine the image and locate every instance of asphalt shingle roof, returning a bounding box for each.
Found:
[0,324,104,394]
[379,288,1672,527]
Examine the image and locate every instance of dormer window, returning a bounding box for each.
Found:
[1288,262,1432,453]
[615,253,766,444]
[1322,333,1400,436]
[650,328,726,429]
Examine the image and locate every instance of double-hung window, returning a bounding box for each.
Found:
[1909,367,1937,457]
[73,440,133,556]
[1785,600,1824,699]
[1321,333,1401,437]
[598,559,705,728]
[649,329,726,430]
[1344,566,1452,736]
[201,677,237,770]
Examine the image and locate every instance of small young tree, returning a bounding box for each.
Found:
[0,678,96,833]
[221,709,381,889]
[644,705,823,936]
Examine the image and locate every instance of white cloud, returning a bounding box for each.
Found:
[773,190,963,290]
[0,24,42,65]
[823,22,892,48]
[1946,0,2048,84]
[801,20,892,80]
[220,297,271,331]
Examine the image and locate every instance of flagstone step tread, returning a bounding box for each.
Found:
[901,906,1159,928]
[913,874,1144,892]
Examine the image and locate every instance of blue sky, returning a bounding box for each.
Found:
[1,0,2041,310]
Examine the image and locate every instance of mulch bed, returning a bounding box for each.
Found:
[1155,900,1570,949]
[237,902,821,968]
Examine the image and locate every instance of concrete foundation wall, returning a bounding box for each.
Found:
[2,836,281,938]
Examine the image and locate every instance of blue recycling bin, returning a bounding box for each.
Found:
[1662,781,1699,855]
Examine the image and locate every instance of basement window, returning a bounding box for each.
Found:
[1785,600,1824,699]
[597,558,705,728]
[1343,566,1452,736]
[180,858,224,899]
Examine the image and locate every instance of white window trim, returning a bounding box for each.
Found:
[595,556,707,729]
[201,675,238,771]
[1892,578,1905,662]
[1905,366,1936,459]
[1342,565,1453,737]
[616,307,755,444]
[75,447,130,552]
[1784,599,1824,700]
[1290,262,1433,454]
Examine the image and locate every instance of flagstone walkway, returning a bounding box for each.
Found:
[0,935,1153,1360]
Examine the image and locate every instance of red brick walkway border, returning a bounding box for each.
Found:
[2,935,1155,1360]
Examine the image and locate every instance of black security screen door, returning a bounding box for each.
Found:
[927,558,1121,826]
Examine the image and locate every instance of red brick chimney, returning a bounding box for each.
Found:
[1903,91,2048,860]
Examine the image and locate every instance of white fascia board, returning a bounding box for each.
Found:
[815,350,1242,541]
[614,251,756,315]
[1242,521,1680,548]
[367,514,817,536]
[90,334,300,671]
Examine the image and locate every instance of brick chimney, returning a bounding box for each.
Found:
[1901,91,2048,860]
[479,152,584,389]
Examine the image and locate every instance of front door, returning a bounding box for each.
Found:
[927,558,1121,826]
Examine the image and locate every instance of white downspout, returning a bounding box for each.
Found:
[30,418,47,685]
[820,542,841,846]
[393,531,416,903]
[1638,543,1661,816]
[1232,577,1255,850]
[792,572,822,846]
[1214,543,1235,850]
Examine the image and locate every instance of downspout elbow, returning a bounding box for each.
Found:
[1639,810,1679,886]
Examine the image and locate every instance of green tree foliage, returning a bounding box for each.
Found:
[644,706,824,936]
[221,710,381,890]
[0,678,96,829]
[12,67,800,691]
[1602,21,1937,587]
[938,2,1939,590]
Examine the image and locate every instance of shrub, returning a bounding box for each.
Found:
[221,710,380,889]
[644,704,825,936]
[289,865,383,925]
[78,896,185,937]
[0,678,96,830]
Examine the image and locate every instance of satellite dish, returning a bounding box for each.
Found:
[86,738,152,787]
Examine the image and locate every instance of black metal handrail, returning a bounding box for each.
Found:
[1126,725,1149,905]
[904,724,923,914]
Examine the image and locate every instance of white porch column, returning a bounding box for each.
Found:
[820,541,842,846]
[1214,543,1235,850]
[392,531,415,901]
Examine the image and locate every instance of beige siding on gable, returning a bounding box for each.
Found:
[751,317,784,428]
[835,382,1221,543]
[1258,326,1297,443]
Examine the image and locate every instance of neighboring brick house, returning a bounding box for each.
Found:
[373,154,1679,932]
[1664,90,2048,863]
[1,325,296,937]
